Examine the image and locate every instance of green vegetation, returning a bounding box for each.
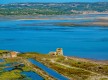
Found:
[0,51,108,80]
[0,53,55,80]
[0,50,8,53]
[56,57,108,75]
[0,70,22,80]
[47,63,91,80]
[0,2,108,15]
[0,57,32,80]
[100,78,108,80]
[19,52,108,80]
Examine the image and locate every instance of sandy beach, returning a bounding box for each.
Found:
[1,15,108,27]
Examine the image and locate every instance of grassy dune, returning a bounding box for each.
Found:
[0,52,108,80]
[19,52,108,80]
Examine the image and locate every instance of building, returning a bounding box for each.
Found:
[0,50,18,58]
[49,51,57,56]
[49,48,63,56]
[56,48,63,55]
[10,51,18,58]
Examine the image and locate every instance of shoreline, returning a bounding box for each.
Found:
[0,50,108,79]
[0,14,108,20]
[68,56,108,65]
[1,14,108,27]
[1,50,108,61]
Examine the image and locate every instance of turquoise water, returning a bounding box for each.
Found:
[21,71,44,80]
[0,59,4,62]
[4,67,13,71]
[0,19,108,60]
[4,62,21,71]
[29,58,69,80]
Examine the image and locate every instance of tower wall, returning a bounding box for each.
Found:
[56,48,63,55]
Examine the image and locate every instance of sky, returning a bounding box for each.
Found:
[0,0,108,4]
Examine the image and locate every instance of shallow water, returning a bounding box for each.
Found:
[29,58,69,80]
[0,59,4,62]
[21,71,44,80]
[0,17,108,60]
[4,67,13,71]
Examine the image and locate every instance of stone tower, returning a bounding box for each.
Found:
[56,48,63,56]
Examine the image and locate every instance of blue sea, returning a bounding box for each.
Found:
[0,16,108,60]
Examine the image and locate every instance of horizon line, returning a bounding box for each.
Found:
[1,1,108,4]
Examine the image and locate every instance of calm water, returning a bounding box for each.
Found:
[21,71,44,80]
[0,59,4,62]
[0,18,108,60]
[29,58,69,80]
[4,67,13,71]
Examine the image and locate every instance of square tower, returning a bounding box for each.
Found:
[56,48,63,56]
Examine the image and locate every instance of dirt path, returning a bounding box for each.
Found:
[21,58,56,80]
[50,59,108,80]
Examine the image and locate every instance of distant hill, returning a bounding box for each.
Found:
[0,2,108,15]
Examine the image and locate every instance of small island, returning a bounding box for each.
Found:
[0,49,108,80]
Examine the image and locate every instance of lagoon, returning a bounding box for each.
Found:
[0,16,108,60]
[21,71,44,80]
[0,59,4,62]
[29,58,69,80]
